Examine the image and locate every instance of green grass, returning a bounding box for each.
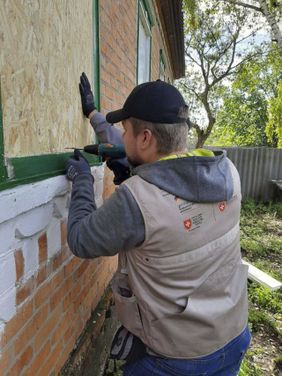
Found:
[239,356,264,376]
[249,285,282,315]
[239,200,282,375]
[274,354,282,369]
[240,201,282,259]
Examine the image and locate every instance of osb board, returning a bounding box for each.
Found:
[0,0,95,157]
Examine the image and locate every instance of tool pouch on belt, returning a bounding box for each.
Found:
[110,325,146,364]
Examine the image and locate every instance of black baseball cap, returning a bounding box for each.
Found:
[106,80,187,124]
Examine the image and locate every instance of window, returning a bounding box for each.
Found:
[137,0,154,84]
[0,0,101,191]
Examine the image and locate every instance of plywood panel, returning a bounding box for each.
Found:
[0,0,94,157]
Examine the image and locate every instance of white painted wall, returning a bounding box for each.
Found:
[0,166,104,328]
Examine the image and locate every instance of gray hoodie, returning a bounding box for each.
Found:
[67,113,234,259]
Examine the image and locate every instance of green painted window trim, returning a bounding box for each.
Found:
[0,86,7,183]
[136,0,154,84]
[0,152,100,191]
[93,0,100,111]
[159,49,166,80]
[0,0,101,192]
[141,0,155,27]
[139,1,152,33]
[136,0,140,82]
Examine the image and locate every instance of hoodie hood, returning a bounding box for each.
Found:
[132,150,234,203]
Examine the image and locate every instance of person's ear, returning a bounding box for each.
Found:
[139,129,153,150]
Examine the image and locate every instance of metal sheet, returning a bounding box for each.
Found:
[210,147,282,201]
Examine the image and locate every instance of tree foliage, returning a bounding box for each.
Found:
[184,0,282,52]
[266,79,282,147]
[178,0,268,147]
[209,47,282,147]
[225,0,282,52]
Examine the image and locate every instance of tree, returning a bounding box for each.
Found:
[210,88,269,147]
[184,0,282,52]
[224,0,282,52]
[178,0,268,147]
[266,79,282,147]
[209,47,281,147]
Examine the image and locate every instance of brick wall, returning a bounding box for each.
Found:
[99,0,174,198]
[0,169,118,376]
[1,243,116,376]
[0,1,177,375]
[99,0,173,115]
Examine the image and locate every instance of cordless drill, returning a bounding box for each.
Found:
[66,143,126,159]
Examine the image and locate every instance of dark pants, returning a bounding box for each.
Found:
[123,326,251,376]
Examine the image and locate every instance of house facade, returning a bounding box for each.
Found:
[0,1,184,374]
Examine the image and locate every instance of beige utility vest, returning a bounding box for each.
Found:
[112,160,248,359]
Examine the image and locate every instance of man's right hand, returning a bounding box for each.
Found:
[65,149,92,182]
[79,72,96,117]
[106,159,131,185]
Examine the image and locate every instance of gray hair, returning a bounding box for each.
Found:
[130,107,189,154]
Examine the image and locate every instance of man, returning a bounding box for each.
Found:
[65,73,251,375]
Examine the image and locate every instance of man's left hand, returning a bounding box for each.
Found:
[65,149,92,182]
[79,72,96,118]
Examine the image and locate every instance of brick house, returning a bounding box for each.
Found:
[0,1,185,375]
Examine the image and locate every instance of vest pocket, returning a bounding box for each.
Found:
[112,276,144,339]
[148,299,192,358]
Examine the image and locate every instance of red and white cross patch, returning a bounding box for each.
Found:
[218,202,226,212]
[183,219,192,230]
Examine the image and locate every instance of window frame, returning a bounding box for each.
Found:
[159,49,166,81]
[0,0,101,192]
[136,0,155,85]
[0,86,6,183]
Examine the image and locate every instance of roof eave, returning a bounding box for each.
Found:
[157,0,185,79]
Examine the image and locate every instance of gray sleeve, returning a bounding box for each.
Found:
[90,112,123,145]
[67,174,145,259]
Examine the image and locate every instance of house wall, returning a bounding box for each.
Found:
[0,1,176,375]
[99,0,174,197]
[0,168,117,376]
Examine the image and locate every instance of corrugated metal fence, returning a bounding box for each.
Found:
[209,147,282,201]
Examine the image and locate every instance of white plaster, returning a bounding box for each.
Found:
[15,203,53,239]
[53,195,68,219]
[22,237,39,281]
[0,165,104,269]
[0,287,16,322]
[0,251,16,296]
[0,221,20,256]
[47,218,61,259]
[0,166,104,225]
[0,175,70,225]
